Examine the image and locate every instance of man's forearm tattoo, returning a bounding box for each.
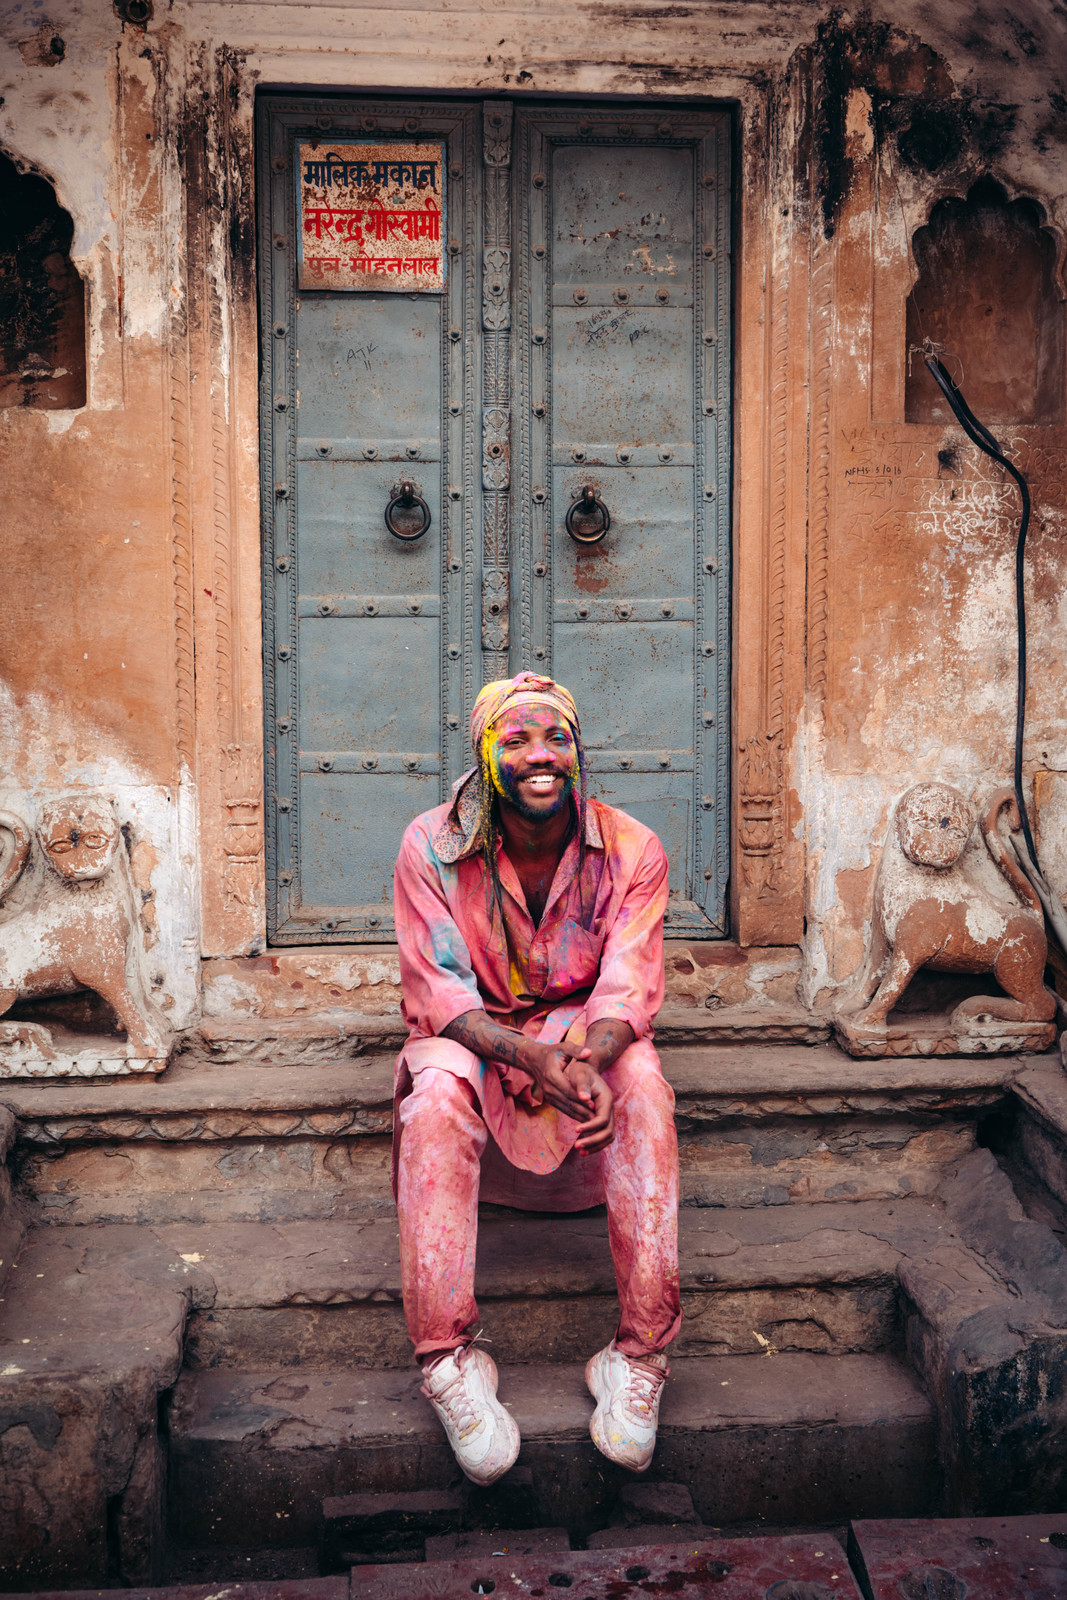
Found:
[584,1019,633,1070]
[441,1011,531,1071]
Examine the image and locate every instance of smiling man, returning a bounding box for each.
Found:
[392,671,680,1486]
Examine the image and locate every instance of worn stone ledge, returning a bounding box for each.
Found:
[1012,1060,1067,1144]
[0,1060,395,1147]
[186,1002,829,1066]
[167,1352,937,1539]
[189,1015,408,1062]
[143,1200,921,1310]
[653,1004,829,1045]
[200,943,805,1024]
[664,1046,1019,1113]
[0,1046,1024,1149]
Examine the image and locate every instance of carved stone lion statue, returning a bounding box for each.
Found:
[0,792,171,1072]
[837,781,1058,1057]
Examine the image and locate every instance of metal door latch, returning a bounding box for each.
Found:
[565,485,611,545]
[384,482,431,542]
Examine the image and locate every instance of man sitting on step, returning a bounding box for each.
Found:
[393,671,680,1486]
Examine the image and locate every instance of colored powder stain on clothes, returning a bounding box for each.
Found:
[393,793,670,1187]
[392,670,681,1361]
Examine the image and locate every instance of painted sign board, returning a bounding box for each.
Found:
[297,140,445,292]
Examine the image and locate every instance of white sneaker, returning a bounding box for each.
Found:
[585,1340,669,1472]
[420,1344,520,1486]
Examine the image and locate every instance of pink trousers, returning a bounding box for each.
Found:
[396,1044,681,1363]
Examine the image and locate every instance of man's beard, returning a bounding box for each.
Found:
[496,768,576,822]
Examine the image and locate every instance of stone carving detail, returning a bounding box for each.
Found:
[482,569,510,652]
[222,745,264,911]
[19,1108,391,1147]
[483,247,511,331]
[837,783,1058,1058]
[482,405,511,490]
[0,794,172,1078]
[483,101,512,168]
[738,732,783,898]
[481,102,513,672]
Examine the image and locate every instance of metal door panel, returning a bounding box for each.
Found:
[587,780,692,882]
[261,97,729,943]
[553,308,694,441]
[296,295,442,440]
[551,465,694,600]
[515,105,731,936]
[296,461,441,597]
[550,145,695,283]
[259,95,480,942]
[298,617,440,751]
[298,772,437,911]
[552,621,693,751]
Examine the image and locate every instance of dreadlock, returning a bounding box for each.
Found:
[477,726,508,934]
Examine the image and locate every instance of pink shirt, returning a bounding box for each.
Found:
[393,797,668,1179]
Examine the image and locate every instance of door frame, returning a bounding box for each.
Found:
[253,88,756,946]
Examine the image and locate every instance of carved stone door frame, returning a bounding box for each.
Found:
[176,62,809,960]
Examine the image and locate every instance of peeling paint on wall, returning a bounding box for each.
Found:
[0,0,1064,1019]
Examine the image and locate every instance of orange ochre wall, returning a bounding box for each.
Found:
[0,1,1064,1023]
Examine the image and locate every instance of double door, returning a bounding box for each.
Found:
[258,95,731,941]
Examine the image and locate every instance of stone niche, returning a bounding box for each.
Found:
[0,151,86,410]
[905,177,1066,426]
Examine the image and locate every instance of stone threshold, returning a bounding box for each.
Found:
[190,1000,830,1064]
[0,1046,1037,1149]
[201,940,804,1024]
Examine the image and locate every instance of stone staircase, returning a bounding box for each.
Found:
[2,1010,1067,1590]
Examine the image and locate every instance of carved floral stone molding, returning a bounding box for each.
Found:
[737,732,785,901]
[18,1108,392,1145]
[177,50,266,955]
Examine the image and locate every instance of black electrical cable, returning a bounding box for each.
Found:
[924,353,1037,865]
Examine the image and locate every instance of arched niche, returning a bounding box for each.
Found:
[905,178,1065,426]
[0,152,86,410]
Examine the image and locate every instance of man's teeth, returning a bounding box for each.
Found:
[525,774,557,789]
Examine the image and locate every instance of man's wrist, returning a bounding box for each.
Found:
[581,1019,634,1074]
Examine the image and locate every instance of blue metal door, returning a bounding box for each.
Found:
[259,98,730,941]
[514,108,731,934]
[258,97,481,941]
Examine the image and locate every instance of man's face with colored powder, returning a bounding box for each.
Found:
[486,705,579,823]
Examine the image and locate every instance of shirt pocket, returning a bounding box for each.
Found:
[551,922,605,990]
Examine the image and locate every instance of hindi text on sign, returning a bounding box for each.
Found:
[298,141,445,293]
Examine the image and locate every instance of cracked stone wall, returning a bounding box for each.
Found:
[0,1,1064,1020]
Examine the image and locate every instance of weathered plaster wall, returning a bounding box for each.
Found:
[790,9,1067,1006]
[0,0,1064,1019]
[0,9,202,1022]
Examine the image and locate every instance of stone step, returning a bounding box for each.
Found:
[1,1202,931,1377]
[0,1222,198,1590]
[199,941,806,1029]
[4,1152,1064,1588]
[166,1349,939,1547]
[188,1002,831,1065]
[4,1046,1016,1225]
[173,1197,933,1369]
